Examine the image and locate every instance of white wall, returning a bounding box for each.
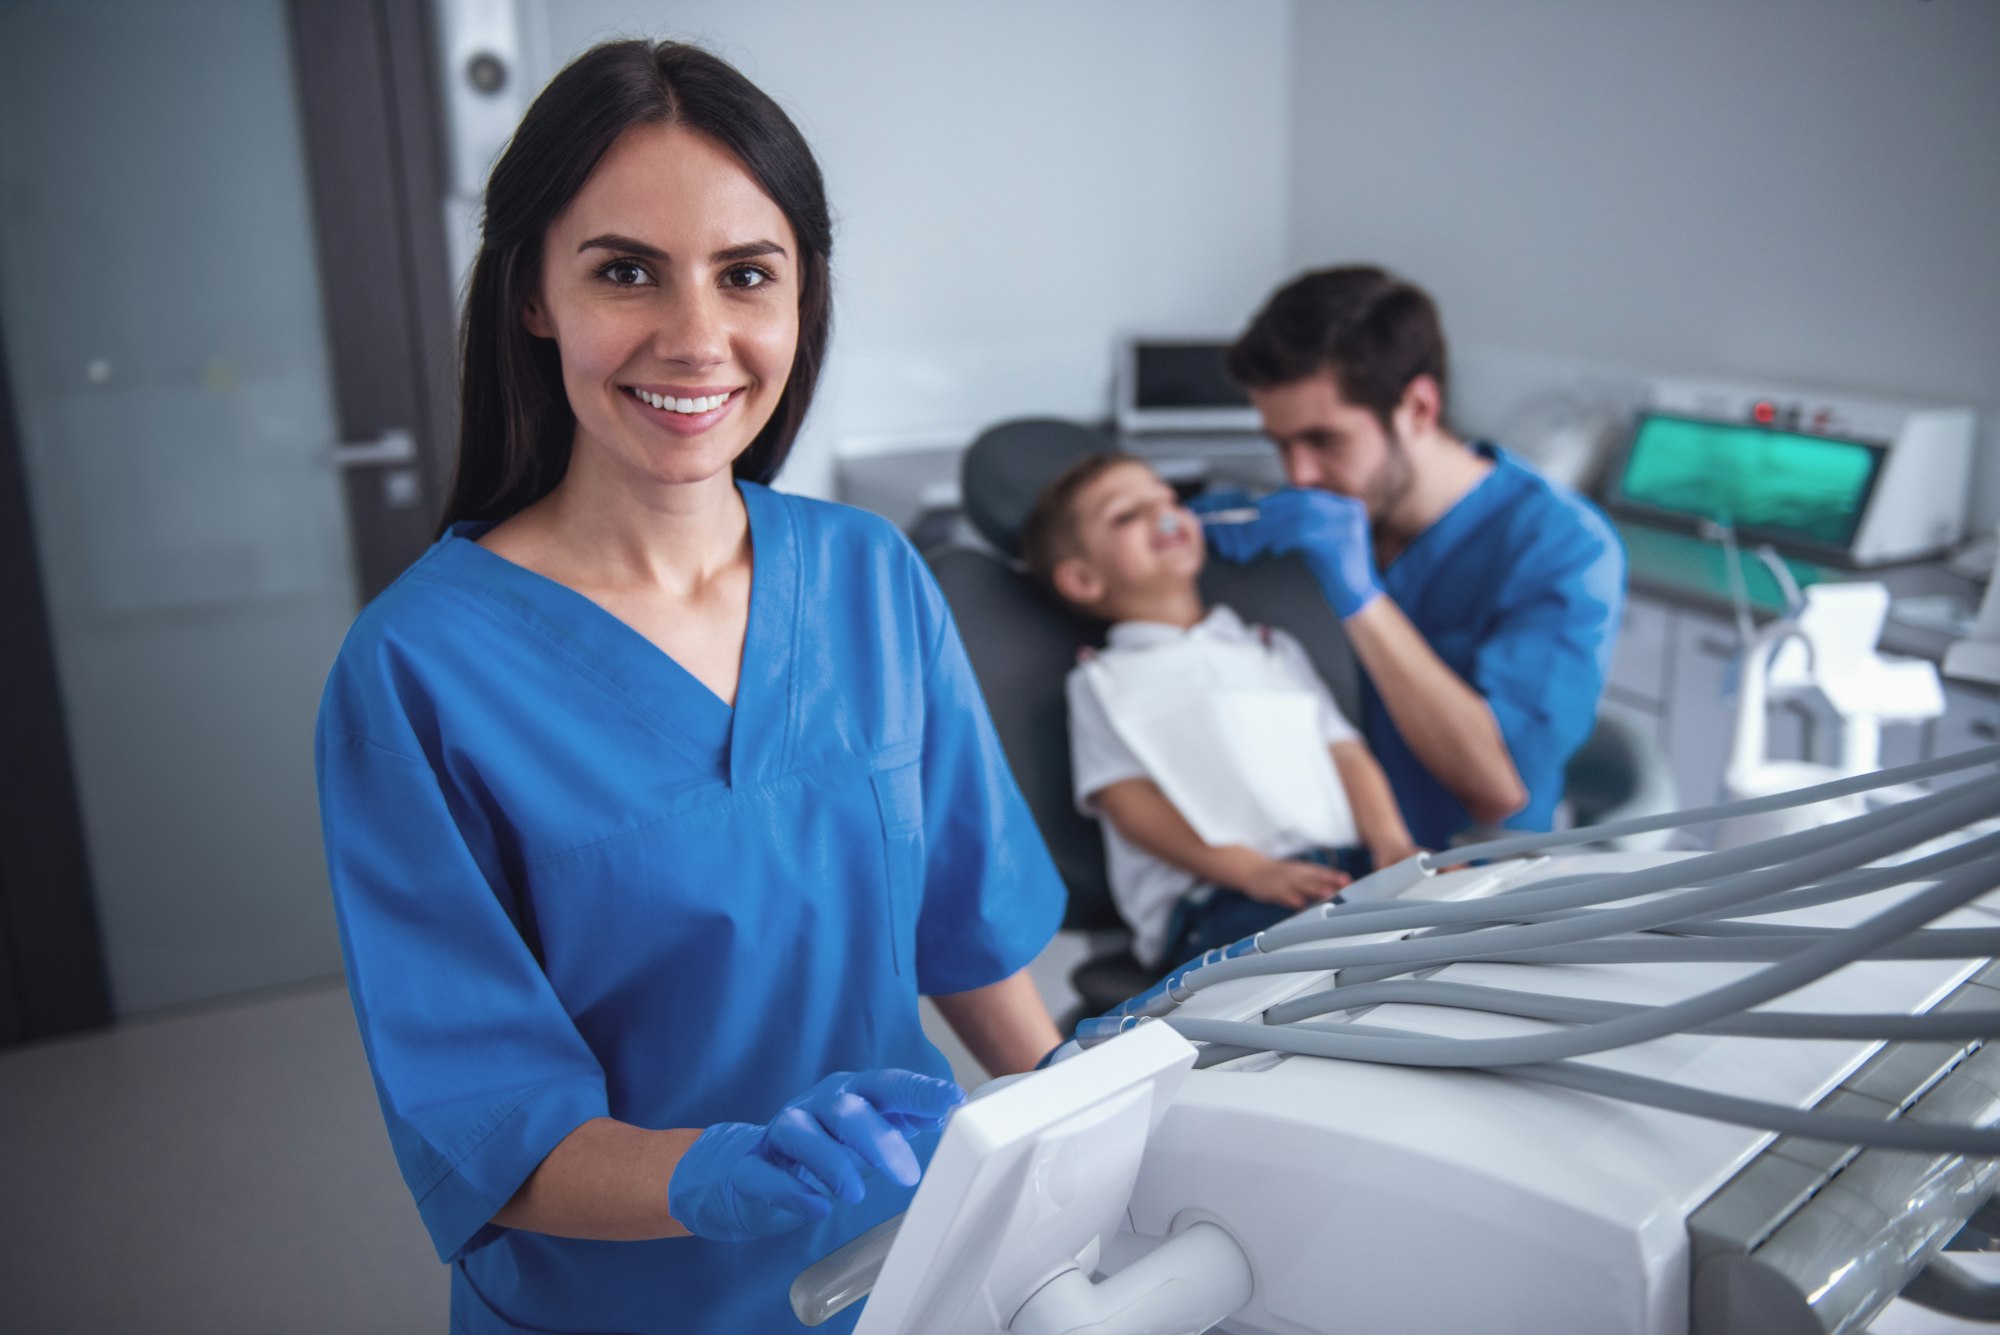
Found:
[521,0,1296,499]
[1286,0,2000,529]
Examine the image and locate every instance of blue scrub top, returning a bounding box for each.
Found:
[315,481,1065,1334]
[1367,445,1626,850]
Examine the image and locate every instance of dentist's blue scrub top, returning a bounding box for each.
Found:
[1366,445,1626,850]
[315,482,1065,1334]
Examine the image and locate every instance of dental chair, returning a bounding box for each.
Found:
[927,416,1674,1023]
[1560,709,1681,852]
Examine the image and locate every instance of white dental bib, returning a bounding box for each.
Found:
[1079,628,1357,853]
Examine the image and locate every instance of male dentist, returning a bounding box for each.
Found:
[1208,265,1627,850]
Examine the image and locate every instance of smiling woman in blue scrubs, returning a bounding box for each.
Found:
[315,41,1065,1334]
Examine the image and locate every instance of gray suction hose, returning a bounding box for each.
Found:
[1264,778,1999,950]
[1421,741,2000,870]
[1062,753,2000,1158]
[1083,849,2000,1070]
[1161,1015,2000,1154]
[1265,977,2000,1041]
[1178,781,2000,1004]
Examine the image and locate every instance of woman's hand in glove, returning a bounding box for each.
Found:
[668,1068,964,1242]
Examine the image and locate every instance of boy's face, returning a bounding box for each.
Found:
[1053,460,1205,614]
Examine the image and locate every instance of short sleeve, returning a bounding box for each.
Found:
[1065,665,1150,813]
[316,660,610,1264]
[1267,629,1359,747]
[1471,516,1627,822]
[910,595,1067,996]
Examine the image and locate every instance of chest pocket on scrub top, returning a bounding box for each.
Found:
[869,760,925,976]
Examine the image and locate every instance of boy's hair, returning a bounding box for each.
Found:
[1226,265,1449,434]
[1018,450,1144,592]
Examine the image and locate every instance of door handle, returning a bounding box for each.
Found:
[328,428,415,468]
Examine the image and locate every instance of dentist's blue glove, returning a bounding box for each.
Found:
[1201,487,1384,620]
[668,1068,964,1242]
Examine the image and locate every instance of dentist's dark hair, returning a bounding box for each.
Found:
[1227,265,1448,434]
[440,40,832,531]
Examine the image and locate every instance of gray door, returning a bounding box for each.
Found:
[0,0,455,1026]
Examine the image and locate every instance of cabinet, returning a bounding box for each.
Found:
[1607,599,1673,706]
[1622,594,1975,844]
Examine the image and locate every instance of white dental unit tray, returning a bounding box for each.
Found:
[1107,852,2000,1335]
[794,751,2000,1335]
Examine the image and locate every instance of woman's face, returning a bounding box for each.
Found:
[523,121,801,491]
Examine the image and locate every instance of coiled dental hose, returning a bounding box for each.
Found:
[1067,743,2000,1152]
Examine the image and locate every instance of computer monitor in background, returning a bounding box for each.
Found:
[1612,380,1976,568]
[1115,337,1261,437]
[1606,412,1888,563]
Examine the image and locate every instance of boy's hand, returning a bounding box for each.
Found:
[1235,856,1350,909]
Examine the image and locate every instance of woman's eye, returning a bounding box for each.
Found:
[724,264,774,290]
[599,260,652,287]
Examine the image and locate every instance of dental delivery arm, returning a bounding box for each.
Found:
[929,967,1064,1078]
[1341,595,1527,825]
[1330,739,1419,865]
[1092,778,1348,910]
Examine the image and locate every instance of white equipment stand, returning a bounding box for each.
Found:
[791,768,2000,1334]
[1722,582,1945,848]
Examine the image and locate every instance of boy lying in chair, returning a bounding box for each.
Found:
[1020,452,1418,973]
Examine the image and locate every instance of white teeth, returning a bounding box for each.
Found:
[631,387,730,414]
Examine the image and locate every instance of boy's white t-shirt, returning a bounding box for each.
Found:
[1065,605,1359,966]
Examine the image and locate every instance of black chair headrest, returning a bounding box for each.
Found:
[960,417,1118,558]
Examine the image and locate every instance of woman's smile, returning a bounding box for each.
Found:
[622,384,742,436]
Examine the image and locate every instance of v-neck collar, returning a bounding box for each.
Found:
[439,481,798,788]
[1381,442,1513,589]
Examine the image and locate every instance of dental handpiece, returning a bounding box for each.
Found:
[1197,507,1263,525]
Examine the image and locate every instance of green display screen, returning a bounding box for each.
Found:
[1611,414,1885,551]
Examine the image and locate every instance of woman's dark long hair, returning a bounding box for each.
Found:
[440,41,833,531]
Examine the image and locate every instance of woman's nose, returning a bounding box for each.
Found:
[653,285,728,369]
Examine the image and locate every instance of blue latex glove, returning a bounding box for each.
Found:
[668,1069,964,1242]
[1201,487,1384,620]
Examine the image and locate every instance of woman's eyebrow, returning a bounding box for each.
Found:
[573,235,791,265]
[713,239,788,263]
[577,233,664,259]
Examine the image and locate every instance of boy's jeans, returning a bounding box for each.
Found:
[1157,846,1374,976]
